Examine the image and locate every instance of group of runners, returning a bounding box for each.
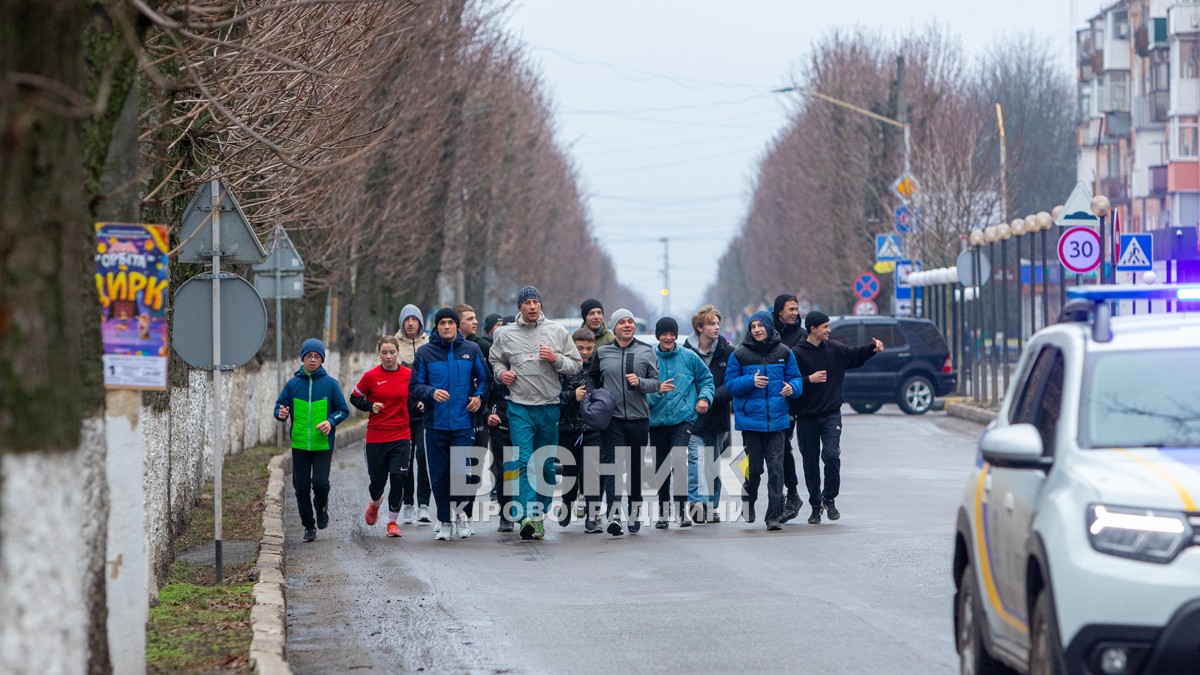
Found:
[273,288,882,542]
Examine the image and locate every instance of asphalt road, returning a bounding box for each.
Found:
[285,407,983,674]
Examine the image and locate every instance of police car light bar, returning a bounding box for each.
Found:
[1067,284,1200,303]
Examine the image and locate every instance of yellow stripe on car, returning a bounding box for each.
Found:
[973,464,1029,636]
[1116,449,1198,511]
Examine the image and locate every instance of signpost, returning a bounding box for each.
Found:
[1116,233,1153,272]
[956,248,991,287]
[853,298,878,316]
[1055,182,1101,228]
[854,272,880,299]
[876,234,904,262]
[891,172,920,203]
[253,225,306,448]
[1057,226,1102,275]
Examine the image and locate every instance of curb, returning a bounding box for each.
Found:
[249,420,367,674]
[946,401,999,425]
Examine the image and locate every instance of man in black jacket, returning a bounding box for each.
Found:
[682,304,734,523]
[772,293,807,522]
[792,310,883,524]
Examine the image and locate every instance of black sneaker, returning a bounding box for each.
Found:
[303,526,317,542]
[497,520,514,533]
[766,519,782,531]
[316,508,329,529]
[781,494,801,523]
[654,519,669,529]
[744,502,756,523]
[678,511,692,528]
[628,519,642,535]
[825,500,840,521]
[584,517,602,533]
[808,504,823,525]
[607,519,624,537]
[558,503,572,527]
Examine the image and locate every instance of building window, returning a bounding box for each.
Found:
[1177,115,1198,158]
[1113,10,1130,40]
[1181,39,1200,80]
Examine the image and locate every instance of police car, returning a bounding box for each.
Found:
[952,285,1200,675]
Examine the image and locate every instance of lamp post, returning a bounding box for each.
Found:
[985,224,1000,406]
[969,228,986,403]
[1022,213,1036,340]
[1052,205,1066,311]
[996,221,1013,394]
[1036,210,1053,329]
[1011,216,1026,355]
[1091,195,1111,286]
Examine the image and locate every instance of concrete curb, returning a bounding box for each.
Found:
[249,420,366,674]
[945,401,999,425]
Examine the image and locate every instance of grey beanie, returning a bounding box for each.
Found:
[610,308,634,326]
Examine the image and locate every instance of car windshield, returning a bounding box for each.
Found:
[1081,349,1200,448]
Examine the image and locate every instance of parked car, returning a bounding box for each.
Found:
[826,315,956,414]
[952,284,1200,674]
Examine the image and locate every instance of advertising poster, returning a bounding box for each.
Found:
[95,222,170,390]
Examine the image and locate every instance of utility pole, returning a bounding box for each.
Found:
[660,237,670,318]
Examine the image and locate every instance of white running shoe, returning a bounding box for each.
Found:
[435,522,453,540]
[457,515,473,538]
[401,504,415,524]
[417,505,431,523]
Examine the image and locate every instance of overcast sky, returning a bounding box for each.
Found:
[501,1,1100,319]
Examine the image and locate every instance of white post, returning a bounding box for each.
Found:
[210,170,224,582]
[105,389,148,674]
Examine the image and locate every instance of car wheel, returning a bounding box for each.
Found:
[956,561,1008,675]
[898,375,934,415]
[1029,589,1066,675]
[850,402,882,414]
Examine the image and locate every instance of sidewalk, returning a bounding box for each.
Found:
[941,395,998,426]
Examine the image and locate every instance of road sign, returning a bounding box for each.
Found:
[1116,233,1153,272]
[172,275,267,368]
[1055,182,1101,228]
[894,205,912,233]
[956,249,991,287]
[854,272,880,299]
[797,300,811,314]
[873,261,895,274]
[895,259,921,288]
[891,172,920,203]
[178,179,268,263]
[876,234,904,262]
[895,297,913,316]
[253,225,305,272]
[853,299,878,316]
[1057,226,1103,274]
[253,271,305,299]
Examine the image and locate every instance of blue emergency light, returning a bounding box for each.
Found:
[1062,284,1200,342]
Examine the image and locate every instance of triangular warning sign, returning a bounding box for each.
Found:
[1055,182,1100,227]
[1117,237,1149,268]
[877,236,903,261]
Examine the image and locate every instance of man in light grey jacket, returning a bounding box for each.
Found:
[587,308,660,536]
[489,286,583,540]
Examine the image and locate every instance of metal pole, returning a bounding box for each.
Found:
[974,246,984,403]
[1001,238,1010,394]
[276,264,283,449]
[1098,214,1107,286]
[952,285,961,394]
[210,170,224,583]
[989,242,999,406]
[1015,234,1023,354]
[1041,228,1050,328]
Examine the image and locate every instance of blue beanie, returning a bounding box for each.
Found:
[517,285,542,307]
[300,338,326,361]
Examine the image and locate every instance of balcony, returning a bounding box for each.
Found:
[1133,92,1170,129]
[1150,165,1168,195]
[1104,111,1132,138]
[1172,79,1200,116]
[1169,3,1200,36]
[1101,177,1130,202]
[1092,49,1105,73]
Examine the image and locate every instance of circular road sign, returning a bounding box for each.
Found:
[955,249,992,287]
[1057,226,1102,274]
[854,272,880,300]
[172,275,267,369]
[853,298,878,316]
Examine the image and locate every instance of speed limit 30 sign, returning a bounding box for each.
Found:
[1057,226,1102,274]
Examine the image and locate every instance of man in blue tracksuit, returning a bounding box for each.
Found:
[648,316,714,528]
[411,307,490,540]
[725,311,804,530]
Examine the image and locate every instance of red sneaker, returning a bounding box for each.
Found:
[365,501,380,526]
[386,521,402,538]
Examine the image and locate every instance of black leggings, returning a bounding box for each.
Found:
[292,448,332,528]
[399,417,432,507]
[365,439,411,512]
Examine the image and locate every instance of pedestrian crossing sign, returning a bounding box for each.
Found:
[876,234,904,262]
[1116,233,1153,272]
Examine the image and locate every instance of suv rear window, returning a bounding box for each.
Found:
[869,323,906,349]
[1080,349,1200,448]
[901,321,942,350]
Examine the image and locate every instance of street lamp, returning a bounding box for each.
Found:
[969,227,986,402]
[1036,210,1052,329]
[1052,205,1065,311]
[984,224,1001,405]
[1091,195,1111,285]
[773,86,912,175]
[996,221,1012,394]
[1011,216,1027,355]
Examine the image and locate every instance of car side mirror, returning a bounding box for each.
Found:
[980,424,1051,470]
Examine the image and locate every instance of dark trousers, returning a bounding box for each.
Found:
[741,430,785,523]
[489,428,515,522]
[365,440,411,513]
[593,417,649,519]
[464,424,489,518]
[797,412,843,506]
[399,416,431,507]
[292,448,332,528]
[559,427,600,506]
[650,421,691,516]
[425,427,475,524]
[783,417,800,496]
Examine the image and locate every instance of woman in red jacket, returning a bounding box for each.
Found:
[350,336,413,537]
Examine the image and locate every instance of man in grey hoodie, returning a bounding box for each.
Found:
[588,308,661,536]
[394,304,432,523]
[489,286,583,540]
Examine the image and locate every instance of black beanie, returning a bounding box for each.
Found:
[805,310,830,331]
[655,316,679,338]
[483,313,502,330]
[501,315,517,326]
[580,298,604,321]
[434,307,460,327]
[772,293,797,322]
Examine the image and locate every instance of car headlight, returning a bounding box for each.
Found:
[1087,504,1193,563]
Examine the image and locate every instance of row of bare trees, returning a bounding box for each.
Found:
[2,0,646,450]
[711,28,1076,318]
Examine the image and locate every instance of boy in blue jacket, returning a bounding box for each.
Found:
[725,312,803,530]
[274,338,350,542]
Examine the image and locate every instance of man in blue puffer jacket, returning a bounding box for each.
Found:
[725,310,804,530]
[411,307,490,540]
[648,317,714,529]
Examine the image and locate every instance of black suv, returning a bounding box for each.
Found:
[827,316,956,415]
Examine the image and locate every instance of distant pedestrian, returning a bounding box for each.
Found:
[725,312,804,531]
[350,336,412,538]
[456,302,491,519]
[580,298,616,346]
[792,310,883,524]
[484,313,504,340]
[274,338,350,542]
[588,308,660,536]
[489,286,583,541]
[648,316,713,528]
[557,327,603,528]
[394,304,432,524]
[682,304,735,523]
[772,293,807,523]
[411,308,490,540]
